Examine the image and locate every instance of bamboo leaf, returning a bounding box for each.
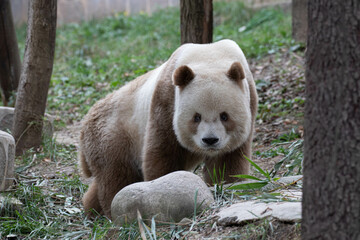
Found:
[244,155,271,180]
[231,174,263,181]
[228,181,268,190]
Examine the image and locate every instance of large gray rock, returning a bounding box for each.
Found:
[111,171,214,225]
[0,131,15,191]
[217,200,302,226]
[0,107,54,138]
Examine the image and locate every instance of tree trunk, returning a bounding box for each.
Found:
[0,0,21,106]
[13,0,57,155]
[292,0,308,43]
[302,1,360,239]
[180,0,213,44]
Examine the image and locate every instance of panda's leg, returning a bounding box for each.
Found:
[142,131,187,181]
[96,160,143,218]
[142,145,186,181]
[83,180,103,216]
[89,131,143,219]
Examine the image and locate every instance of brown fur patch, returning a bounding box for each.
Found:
[173,65,195,88]
[82,180,102,216]
[142,61,190,181]
[221,117,236,133]
[187,119,199,135]
[203,137,251,184]
[227,62,245,83]
[79,150,92,178]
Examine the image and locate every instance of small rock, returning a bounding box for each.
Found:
[0,106,54,138]
[261,175,303,192]
[0,195,23,216]
[275,175,303,185]
[0,107,14,133]
[0,131,15,191]
[111,171,214,225]
[178,217,193,225]
[217,200,301,226]
[6,234,18,240]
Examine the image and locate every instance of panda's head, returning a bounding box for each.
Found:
[172,62,252,157]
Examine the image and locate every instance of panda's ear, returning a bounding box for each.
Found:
[227,62,245,83]
[173,65,195,88]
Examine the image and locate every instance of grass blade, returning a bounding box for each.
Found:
[193,189,198,221]
[137,210,152,240]
[151,216,157,240]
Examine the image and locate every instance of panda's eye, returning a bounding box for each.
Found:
[193,113,201,123]
[220,112,228,122]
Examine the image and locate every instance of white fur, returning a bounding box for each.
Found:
[174,39,251,106]
[172,40,252,156]
[102,63,165,156]
[173,75,251,156]
[132,63,165,132]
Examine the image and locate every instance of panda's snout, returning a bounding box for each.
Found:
[202,137,219,146]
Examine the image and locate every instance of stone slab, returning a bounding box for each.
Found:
[217,200,302,226]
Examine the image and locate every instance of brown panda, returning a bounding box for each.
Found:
[79,39,258,218]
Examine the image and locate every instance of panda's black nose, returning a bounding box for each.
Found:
[202,137,219,146]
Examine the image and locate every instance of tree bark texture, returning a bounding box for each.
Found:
[292,0,308,43]
[302,1,360,239]
[180,0,213,44]
[0,0,21,105]
[13,0,57,155]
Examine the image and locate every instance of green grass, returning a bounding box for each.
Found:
[257,97,305,122]
[214,2,293,58]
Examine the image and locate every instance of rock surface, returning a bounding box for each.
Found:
[0,107,54,138]
[217,175,303,226]
[0,131,15,191]
[111,171,214,225]
[217,200,302,226]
